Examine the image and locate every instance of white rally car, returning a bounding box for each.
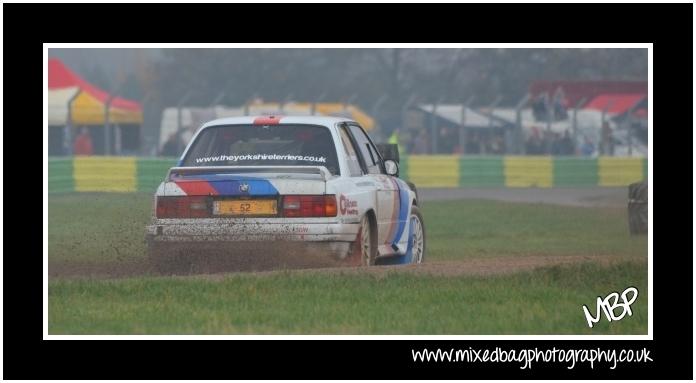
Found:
[145,115,425,271]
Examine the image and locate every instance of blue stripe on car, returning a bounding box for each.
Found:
[379,216,414,265]
[391,179,410,248]
[210,179,279,196]
[398,217,416,264]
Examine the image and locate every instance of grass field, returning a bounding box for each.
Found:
[424,198,646,260]
[48,193,648,335]
[48,193,153,263]
[49,262,647,335]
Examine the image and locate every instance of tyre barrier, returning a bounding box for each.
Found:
[48,156,648,193]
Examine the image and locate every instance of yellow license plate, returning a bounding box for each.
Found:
[213,200,277,216]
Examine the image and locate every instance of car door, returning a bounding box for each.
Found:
[332,123,376,226]
[346,124,401,252]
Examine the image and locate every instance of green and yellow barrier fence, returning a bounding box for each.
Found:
[48,156,648,193]
[48,158,75,194]
[406,155,459,188]
[48,156,177,193]
[552,157,599,187]
[73,157,137,192]
[597,157,645,187]
[503,156,553,188]
[402,155,646,188]
[459,157,504,187]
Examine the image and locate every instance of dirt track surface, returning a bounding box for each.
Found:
[49,254,642,280]
[420,187,627,207]
[48,243,349,279]
[197,254,642,280]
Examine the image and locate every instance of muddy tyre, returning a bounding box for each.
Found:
[628,181,648,235]
[349,214,378,266]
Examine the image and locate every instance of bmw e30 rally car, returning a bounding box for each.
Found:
[145,115,425,271]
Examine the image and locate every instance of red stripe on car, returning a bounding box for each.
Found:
[175,180,219,196]
[253,115,282,125]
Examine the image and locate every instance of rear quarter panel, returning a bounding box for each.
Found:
[326,178,375,225]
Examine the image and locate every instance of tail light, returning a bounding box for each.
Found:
[156,196,210,218]
[282,195,337,217]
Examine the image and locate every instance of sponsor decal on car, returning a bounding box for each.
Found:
[290,226,310,233]
[194,154,327,164]
[339,194,359,215]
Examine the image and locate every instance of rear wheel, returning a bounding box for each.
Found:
[374,205,426,265]
[349,214,377,266]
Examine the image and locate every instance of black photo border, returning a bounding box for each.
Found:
[3,2,692,380]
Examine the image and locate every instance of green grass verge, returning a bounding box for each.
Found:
[48,193,647,263]
[48,193,153,263]
[423,199,646,260]
[49,261,647,334]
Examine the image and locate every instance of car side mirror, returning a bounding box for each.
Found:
[384,159,399,176]
[376,143,400,164]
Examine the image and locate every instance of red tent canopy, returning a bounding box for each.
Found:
[584,93,646,115]
[529,80,647,107]
[48,58,141,112]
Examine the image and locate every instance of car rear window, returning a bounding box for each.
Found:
[181,124,340,175]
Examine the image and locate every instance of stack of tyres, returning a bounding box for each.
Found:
[628,181,648,235]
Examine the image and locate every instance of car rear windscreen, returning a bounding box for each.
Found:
[181,124,340,175]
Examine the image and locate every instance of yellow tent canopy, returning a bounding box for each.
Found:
[69,91,143,125]
[48,58,143,126]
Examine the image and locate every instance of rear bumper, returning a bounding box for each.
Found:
[146,219,359,243]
